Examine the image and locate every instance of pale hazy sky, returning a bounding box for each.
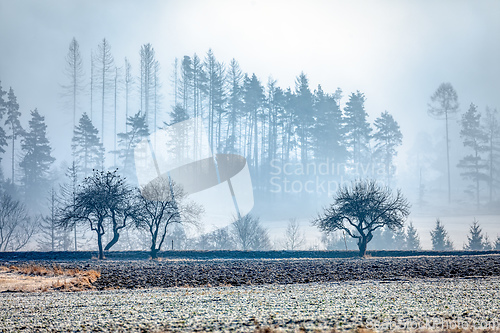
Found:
[1,0,499,166]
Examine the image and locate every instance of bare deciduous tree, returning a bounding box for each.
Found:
[283,218,305,250]
[0,194,36,251]
[232,214,271,251]
[135,177,201,259]
[312,179,410,257]
[58,169,135,259]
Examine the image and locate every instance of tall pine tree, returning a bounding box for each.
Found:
[344,91,371,166]
[0,82,7,170]
[428,82,459,204]
[312,85,346,164]
[72,113,105,177]
[94,38,115,145]
[483,107,500,204]
[5,87,23,183]
[63,37,85,128]
[457,103,488,209]
[116,111,149,177]
[19,109,55,207]
[373,111,403,186]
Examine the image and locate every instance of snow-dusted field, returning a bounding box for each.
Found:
[1,277,499,332]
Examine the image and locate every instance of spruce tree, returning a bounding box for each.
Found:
[405,222,421,250]
[464,219,486,250]
[483,234,492,250]
[494,235,500,250]
[373,111,403,186]
[430,219,454,251]
[72,113,105,177]
[344,91,372,166]
[458,103,488,209]
[19,109,55,206]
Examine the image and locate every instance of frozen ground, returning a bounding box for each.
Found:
[1,277,499,332]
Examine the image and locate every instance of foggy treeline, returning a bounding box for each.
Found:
[0,37,499,252]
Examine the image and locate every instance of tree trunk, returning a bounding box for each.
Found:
[150,247,158,260]
[445,111,451,204]
[357,238,367,257]
[97,232,104,260]
[104,230,120,250]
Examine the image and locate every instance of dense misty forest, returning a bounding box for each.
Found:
[0,37,499,252]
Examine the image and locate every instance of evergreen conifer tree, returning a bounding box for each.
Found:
[344,91,372,166]
[430,219,454,250]
[19,109,55,206]
[458,103,488,209]
[373,111,403,186]
[72,113,105,177]
[5,87,24,183]
[464,219,486,250]
[405,221,421,250]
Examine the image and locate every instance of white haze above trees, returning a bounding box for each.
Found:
[0,1,499,252]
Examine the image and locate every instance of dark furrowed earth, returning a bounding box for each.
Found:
[1,252,500,290]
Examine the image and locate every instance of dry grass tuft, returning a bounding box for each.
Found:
[0,264,101,292]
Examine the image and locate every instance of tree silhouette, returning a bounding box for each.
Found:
[72,113,105,177]
[19,109,55,207]
[63,38,85,128]
[0,82,7,167]
[58,169,136,259]
[4,87,23,183]
[405,221,421,250]
[283,218,306,250]
[458,103,488,209]
[0,194,36,251]
[344,91,372,166]
[428,82,459,204]
[464,219,487,250]
[116,111,149,176]
[483,107,500,204]
[430,219,453,251]
[232,214,271,251]
[94,38,115,143]
[313,179,410,256]
[373,111,403,187]
[135,177,201,259]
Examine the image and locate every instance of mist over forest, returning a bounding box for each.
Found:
[0,0,499,252]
